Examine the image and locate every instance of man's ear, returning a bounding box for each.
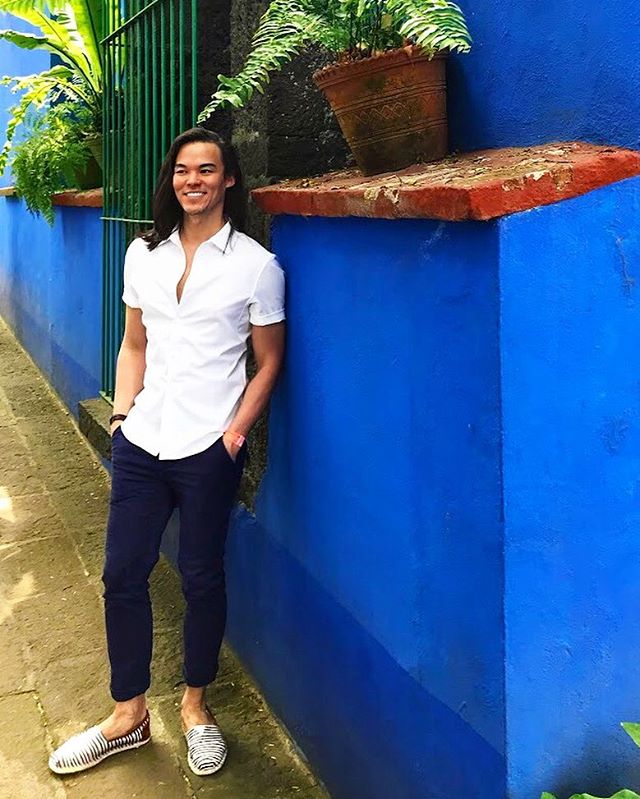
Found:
[225,175,236,189]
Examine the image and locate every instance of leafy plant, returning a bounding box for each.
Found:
[11,103,95,224]
[542,792,640,799]
[0,0,105,174]
[541,723,640,799]
[198,0,471,119]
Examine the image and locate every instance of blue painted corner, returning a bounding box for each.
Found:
[500,176,640,797]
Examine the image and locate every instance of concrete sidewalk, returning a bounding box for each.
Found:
[0,318,327,799]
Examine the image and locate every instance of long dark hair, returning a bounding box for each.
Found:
[142,127,246,251]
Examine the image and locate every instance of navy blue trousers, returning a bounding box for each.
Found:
[103,427,246,702]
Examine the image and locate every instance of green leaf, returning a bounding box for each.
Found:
[567,792,640,799]
[541,793,557,799]
[0,0,50,27]
[622,722,640,748]
[67,0,104,73]
[0,29,57,52]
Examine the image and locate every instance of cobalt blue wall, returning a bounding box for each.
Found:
[227,175,640,799]
[449,1,640,152]
[501,177,640,797]
[226,215,506,799]
[0,197,102,413]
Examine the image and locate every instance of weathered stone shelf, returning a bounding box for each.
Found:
[252,142,640,221]
[0,186,102,207]
[53,188,102,208]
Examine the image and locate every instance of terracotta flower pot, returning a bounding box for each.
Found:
[313,46,448,176]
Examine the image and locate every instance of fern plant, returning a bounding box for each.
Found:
[199,0,471,120]
[10,103,95,224]
[0,0,106,175]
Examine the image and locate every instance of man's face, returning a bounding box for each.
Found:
[172,141,235,219]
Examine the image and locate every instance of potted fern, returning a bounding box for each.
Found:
[198,0,471,176]
[11,103,99,225]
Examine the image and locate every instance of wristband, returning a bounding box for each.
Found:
[109,414,127,426]
[226,431,246,448]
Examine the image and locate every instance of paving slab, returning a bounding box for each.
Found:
[0,315,329,798]
[0,619,34,695]
[0,491,63,544]
[0,693,66,799]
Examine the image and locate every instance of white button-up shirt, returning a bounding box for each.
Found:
[120,222,285,460]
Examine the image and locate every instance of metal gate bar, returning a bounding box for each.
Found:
[101,0,198,399]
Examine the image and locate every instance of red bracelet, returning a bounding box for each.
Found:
[226,431,246,447]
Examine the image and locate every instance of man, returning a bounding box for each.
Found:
[49,127,285,777]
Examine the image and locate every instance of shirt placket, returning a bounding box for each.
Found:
[158,241,190,459]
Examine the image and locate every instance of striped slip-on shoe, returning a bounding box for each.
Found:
[185,722,227,776]
[48,711,151,774]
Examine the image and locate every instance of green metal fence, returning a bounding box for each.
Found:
[101,0,198,399]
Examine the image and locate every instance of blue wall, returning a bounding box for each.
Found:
[501,177,640,797]
[449,1,640,152]
[226,215,507,799]
[227,175,640,799]
[0,197,102,413]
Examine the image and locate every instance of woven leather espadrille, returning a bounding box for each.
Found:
[48,710,151,774]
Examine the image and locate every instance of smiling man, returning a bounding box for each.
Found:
[49,128,285,777]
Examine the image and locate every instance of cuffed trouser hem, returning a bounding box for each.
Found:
[110,685,150,702]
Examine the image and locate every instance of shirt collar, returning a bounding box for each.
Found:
[167,221,233,252]
[208,221,233,252]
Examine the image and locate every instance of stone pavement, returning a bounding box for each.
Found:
[0,317,327,799]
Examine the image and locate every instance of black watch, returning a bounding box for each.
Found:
[109,414,127,426]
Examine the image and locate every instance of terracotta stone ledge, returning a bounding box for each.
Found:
[0,186,102,208]
[0,187,102,207]
[251,142,640,222]
[53,188,102,208]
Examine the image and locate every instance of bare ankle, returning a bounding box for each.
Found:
[181,687,206,712]
[113,695,147,720]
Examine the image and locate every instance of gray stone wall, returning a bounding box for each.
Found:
[197,0,351,506]
[197,0,351,236]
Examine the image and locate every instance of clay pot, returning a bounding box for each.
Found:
[313,46,447,176]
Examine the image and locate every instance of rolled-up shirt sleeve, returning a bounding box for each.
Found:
[121,240,141,308]
[249,256,285,325]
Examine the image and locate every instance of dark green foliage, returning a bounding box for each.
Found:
[11,104,94,224]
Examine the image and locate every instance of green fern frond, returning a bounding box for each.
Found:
[198,0,342,119]
[386,0,471,53]
[0,75,50,174]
